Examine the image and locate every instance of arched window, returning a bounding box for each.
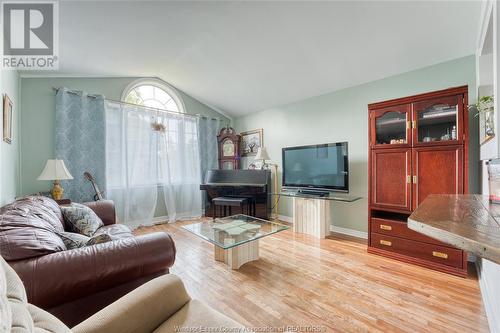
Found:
[121,78,185,113]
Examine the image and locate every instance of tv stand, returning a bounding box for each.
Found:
[273,191,361,239]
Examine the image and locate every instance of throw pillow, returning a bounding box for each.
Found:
[57,232,90,250]
[86,234,113,246]
[60,203,104,236]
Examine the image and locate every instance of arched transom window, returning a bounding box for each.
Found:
[122,79,185,113]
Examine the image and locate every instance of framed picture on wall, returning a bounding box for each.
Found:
[240,129,263,157]
[3,94,13,144]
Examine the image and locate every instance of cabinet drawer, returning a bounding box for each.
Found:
[371,217,448,246]
[370,233,463,268]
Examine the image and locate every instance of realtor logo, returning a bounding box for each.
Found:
[1,1,59,69]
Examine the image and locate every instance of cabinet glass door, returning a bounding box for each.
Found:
[414,95,462,145]
[371,104,411,147]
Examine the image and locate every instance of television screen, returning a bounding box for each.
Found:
[282,142,348,192]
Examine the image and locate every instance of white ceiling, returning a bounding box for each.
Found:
[36,1,482,117]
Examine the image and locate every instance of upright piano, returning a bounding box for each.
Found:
[200,169,272,219]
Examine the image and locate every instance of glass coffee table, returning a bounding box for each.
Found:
[182,214,289,269]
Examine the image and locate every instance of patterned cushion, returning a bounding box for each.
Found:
[86,234,113,246]
[57,232,90,250]
[60,203,104,236]
[93,224,133,240]
[57,232,113,249]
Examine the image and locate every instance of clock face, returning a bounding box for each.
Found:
[223,139,235,157]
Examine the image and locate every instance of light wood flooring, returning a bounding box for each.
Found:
[135,219,489,333]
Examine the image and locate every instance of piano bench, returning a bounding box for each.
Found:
[212,197,255,218]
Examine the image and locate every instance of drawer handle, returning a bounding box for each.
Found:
[432,251,448,259]
[380,240,392,246]
[379,224,392,231]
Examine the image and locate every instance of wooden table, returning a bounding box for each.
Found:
[408,194,500,265]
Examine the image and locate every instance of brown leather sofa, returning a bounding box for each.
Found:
[0,196,176,328]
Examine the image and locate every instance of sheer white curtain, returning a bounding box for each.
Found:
[105,101,202,227]
[105,101,158,228]
[158,113,202,222]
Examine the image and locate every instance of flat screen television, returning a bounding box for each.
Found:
[282,142,348,193]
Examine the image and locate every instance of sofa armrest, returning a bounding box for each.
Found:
[73,274,190,333]
[84,200,116,225]
[9,232,176,309]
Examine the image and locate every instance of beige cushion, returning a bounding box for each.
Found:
[73,274,192,333]
[0,258,12,332]
[0,256,70,333]
[154,300,244,333]
[29,304,71,333]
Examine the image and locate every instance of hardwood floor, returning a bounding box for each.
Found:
[135,219,489,333]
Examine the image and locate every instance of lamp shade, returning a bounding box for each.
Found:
[37,159,73,180]
[255,147,270,161]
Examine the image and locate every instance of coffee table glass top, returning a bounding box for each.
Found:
[182,214,289,249]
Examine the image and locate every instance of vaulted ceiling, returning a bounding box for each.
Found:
[34,1,482,117]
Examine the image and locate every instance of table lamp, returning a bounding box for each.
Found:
[255,147,280,220]
[37,159,73,200]
[254,147,270,170]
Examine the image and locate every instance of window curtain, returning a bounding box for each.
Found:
[105,101,158,228]
[198,117,221,212]
[55,88,106,203]
[198,117,221,178]
[105,101,202,226]
[158,113,202,223]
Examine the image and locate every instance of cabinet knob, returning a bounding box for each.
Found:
[379,224,392,231]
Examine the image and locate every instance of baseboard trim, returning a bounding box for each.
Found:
[476,259,500,333]
[276,214,367,240]
[277,214,292,223]
[127,215,170,230]
[151,215,169,224]
[330,225,368,239]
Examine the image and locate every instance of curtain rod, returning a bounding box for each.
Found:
[51,86,228,123]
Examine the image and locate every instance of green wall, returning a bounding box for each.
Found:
[0,70,20,206]
[19,77,229,217]
[234,56,478,234]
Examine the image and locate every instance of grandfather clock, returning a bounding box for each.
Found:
[217,127,241,169]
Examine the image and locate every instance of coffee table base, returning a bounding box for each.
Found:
[214,240,259,269]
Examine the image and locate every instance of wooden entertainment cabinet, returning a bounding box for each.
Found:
[367,86,469,277]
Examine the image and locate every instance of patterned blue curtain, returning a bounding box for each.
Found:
[55,88,106,203]
[198,117,222,178]
[198,117,222,212]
